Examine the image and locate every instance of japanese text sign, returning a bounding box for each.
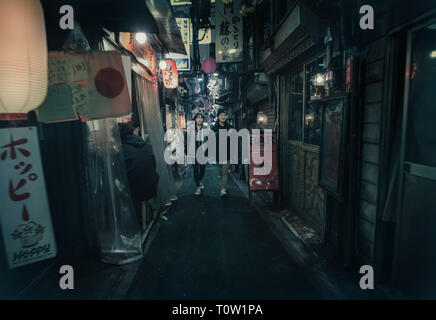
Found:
[119,32,156,75]
[0,127,57,269]
[175,18,191,66]
[216,0,243,63]
[162,59,179,89]
[249,133,278,191]
[37,52,132,122]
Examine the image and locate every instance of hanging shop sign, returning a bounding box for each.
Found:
[215,0,243,63]
[162,59,179,89]
[249,133,278,191]
[119,32,156,75]
[0,127,57,269]
[175,18,191,65]
[178,114,186,129]
[166,52,190,71]
[37,52,132,122]
[198,28,212,45]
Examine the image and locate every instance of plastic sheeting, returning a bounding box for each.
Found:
[134,75,177,207]
[84,118,143,265]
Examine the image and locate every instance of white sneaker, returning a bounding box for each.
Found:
[199,182,205,189]
[170,195,178,201]
[195,187,202,195]
[220,188,228,198]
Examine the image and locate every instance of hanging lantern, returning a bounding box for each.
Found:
[202,58,216,74]
[161,59,178,89]
[0,0,48,120]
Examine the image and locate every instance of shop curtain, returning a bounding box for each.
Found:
[84,118,143,265]
[134,74,177,207]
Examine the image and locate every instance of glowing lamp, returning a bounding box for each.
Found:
[135,33,147,44]
[0,0,48,119]
[313,73,326,86]
[202,58,216,74]
[161,59,178,89]
[257,111,268,125]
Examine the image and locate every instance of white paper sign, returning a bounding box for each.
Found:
[216,0,243,63]
[176,18,191,69]
[0,127,57,269]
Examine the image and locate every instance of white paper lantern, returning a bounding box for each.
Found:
[0,0,48,115]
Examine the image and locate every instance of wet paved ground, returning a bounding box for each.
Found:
[126,165,321,299]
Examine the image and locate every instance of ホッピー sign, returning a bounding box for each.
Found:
[0,127,57,269]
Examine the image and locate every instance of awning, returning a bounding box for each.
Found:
[259,2,323,74]
[145,0,187,55]
[41,0,185,54]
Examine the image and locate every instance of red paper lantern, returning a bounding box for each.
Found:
[202,58,216,74]
[161,59,178,89]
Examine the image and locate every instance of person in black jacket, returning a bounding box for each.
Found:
[211,108,233,198]
[118,122,159,221]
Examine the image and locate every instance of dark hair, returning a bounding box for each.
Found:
[118,122,134,139]
[128,121,139,129]
[193,112,204,120]
[217,108,226,117]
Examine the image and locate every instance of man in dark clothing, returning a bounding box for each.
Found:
[211,108,233,198]
[118,122,159,219]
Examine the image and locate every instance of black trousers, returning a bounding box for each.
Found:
[193,162,206,187]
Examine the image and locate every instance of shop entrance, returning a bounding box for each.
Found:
[394,18,436,298]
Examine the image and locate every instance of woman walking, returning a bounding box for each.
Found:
[193,112,207,195]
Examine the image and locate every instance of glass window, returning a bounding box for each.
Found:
[304,58,326,145]
[288,71,303,141]
[405,22,436,166]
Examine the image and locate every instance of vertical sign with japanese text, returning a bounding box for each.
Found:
[216,0,243,63]
[175,18,191,70]
[0,127,57,269]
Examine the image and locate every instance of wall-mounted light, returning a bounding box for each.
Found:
[257,111,268,126]
[314,73,325,86]
[430,51,436,58]
[0,0,48,117]
[135,33,147,44]
[159,60,168,70]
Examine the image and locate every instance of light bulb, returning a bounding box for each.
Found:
[135,33,147,44]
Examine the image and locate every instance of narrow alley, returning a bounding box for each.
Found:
[125,165,321,299]
[1,0,436,305]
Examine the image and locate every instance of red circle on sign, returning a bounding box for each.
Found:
[95,68,125,98]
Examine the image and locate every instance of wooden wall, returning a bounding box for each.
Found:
[358,37,386,264]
